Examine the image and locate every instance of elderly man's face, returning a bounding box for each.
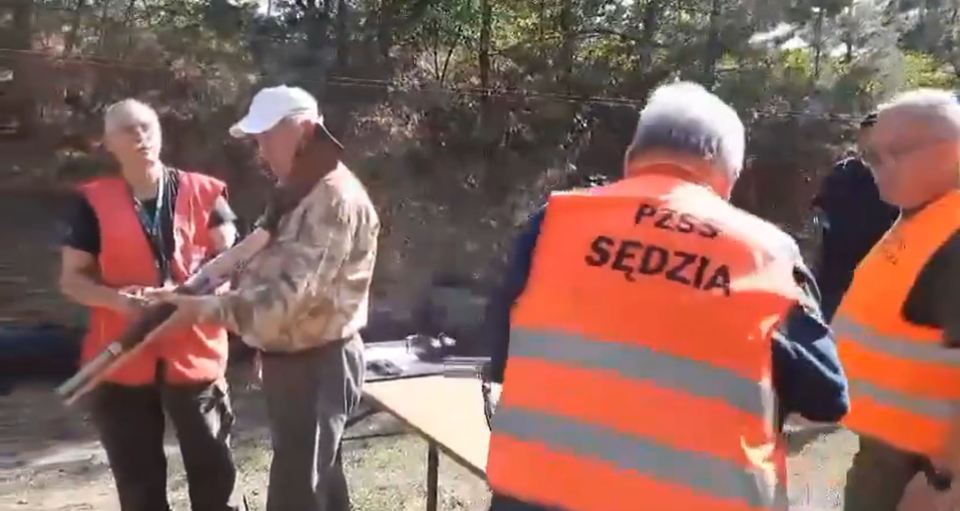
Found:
[865,110,960,209]
[255,118,304,183]
[104,111,162,168]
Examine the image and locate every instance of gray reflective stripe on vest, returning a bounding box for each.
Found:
[493,407,781,508]
[509,328,769,417]
[851,380,960,419]
[833,315,960,365]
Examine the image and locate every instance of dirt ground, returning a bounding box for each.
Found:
[0,363,857,511]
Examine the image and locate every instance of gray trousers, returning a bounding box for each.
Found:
[260,335,365,511]
[90,380,240,511]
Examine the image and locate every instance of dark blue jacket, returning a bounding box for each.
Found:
[813,157,899,321]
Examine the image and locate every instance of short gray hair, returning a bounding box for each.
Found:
[878,88,960,137]
[104,99,160,134]
[627,82,745,178]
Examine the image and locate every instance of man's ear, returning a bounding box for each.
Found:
[295,121,315,150]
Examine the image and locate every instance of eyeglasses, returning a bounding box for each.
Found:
[863,139,957,168]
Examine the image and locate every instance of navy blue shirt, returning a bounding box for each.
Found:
[813,157,899,321]
[487,207,849,423]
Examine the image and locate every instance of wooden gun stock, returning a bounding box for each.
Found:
[56,139,324,406]
[56,278,213,406]
[56,227,274,406]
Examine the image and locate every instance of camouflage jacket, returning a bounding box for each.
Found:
[213,164,379,352]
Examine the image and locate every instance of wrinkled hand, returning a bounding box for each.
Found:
[115,285,165,317]
[143,294,218,345]
[139,285,179,304]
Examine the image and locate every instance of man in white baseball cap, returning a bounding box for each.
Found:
[153,85,379,511]
[230,86,342,144]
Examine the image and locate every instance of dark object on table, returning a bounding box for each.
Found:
[406,333,457,362]
[414,277,490,356]
[367,359,403,378]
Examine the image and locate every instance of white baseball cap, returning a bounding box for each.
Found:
[230,85,342,148]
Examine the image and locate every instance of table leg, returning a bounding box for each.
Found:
[427,442,439,511]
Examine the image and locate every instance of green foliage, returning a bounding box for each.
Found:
[902,51,958,89]
[7,0,960,325]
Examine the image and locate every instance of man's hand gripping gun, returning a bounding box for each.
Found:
[55,230,272,405]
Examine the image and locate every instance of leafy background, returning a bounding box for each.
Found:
[1,0,958,334]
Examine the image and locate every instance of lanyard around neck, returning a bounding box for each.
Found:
[131,168,165,237]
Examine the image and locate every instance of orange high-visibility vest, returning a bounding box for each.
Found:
[487,168,800,511]
[78,170,229,385]
[835,191,960,457]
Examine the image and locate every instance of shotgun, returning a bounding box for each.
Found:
[56,278,215,405]
[56,229,272,406]
[57,122,339,406]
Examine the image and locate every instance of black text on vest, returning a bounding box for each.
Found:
[584,235,731,296]
[634,203,721,238]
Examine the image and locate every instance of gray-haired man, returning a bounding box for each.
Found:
[484,82,848,511]
[151,86,379,511]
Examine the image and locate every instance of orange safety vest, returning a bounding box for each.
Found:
[835,191,960,457]
[78,170,230,385]
[487,168,800,511]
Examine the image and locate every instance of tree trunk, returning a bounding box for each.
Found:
[65,0,87,55]
[439,35,458,86]
[98,0,111,53]
[702,0,722,87]
[539,0,546,39]
[479,0,492,90]
[378,0,395,61]
[10,0,36,133]
[635,0,662,71]
[305,2,330,52]
[335,0,349,69]
[557,0,576,89]
[432,20,441,82]
[122,0,137,57]
[813,6,824,80]
[11,0,33,50]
